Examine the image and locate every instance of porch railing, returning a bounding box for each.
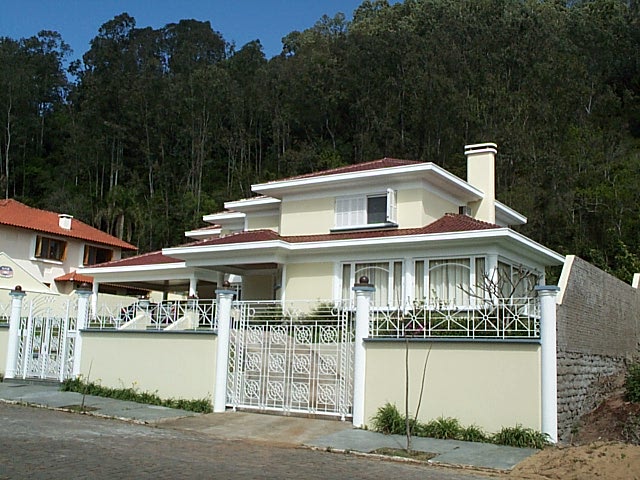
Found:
[89,299,217,331]
[369,297,540,339]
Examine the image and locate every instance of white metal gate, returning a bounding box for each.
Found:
[15,297,76,381]
[226,301,354,419]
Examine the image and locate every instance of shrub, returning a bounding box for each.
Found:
[461,424,489,443]
[625,363,640,403]
[622,414,640,445]
[370,403,406,435]
[61,377,212,413]
[491,425,550,449]
[421,417,463,440]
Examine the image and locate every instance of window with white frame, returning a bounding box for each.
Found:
[335,189,397,229]
[497,261,539,298]
[341,260,403,307]
[414,257,485,307]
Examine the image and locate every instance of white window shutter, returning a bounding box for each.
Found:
[336,196,366,227]
[386,189,397,224]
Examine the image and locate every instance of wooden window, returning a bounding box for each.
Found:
[83,245,113,266]
[34,236,67,261]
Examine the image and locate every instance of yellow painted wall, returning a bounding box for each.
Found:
[247,214,280,232]
[243,275,274,300]
[80,331,217,401]
[280,197,333,235]
[0,327,8,376]
[364,341,541,433]
[285,262,335,301]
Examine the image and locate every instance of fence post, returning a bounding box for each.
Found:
[352,276,375,428]
[72,284,92,378]
[536,285,560,444]
[213,283,235,413]
[5,286,26,379]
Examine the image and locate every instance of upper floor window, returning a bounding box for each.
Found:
[34,235,67,262]
[335,189,397,229]
[83,245,113,266]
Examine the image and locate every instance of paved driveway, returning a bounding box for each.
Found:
[0,403,492,479]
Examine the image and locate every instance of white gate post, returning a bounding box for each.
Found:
[536,285,560,444]
[72,284,92,378]
[5,286,26,379]
[352,276,375,428]
[213,283,235,413]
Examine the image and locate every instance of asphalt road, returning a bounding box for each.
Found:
[0,403,492,479]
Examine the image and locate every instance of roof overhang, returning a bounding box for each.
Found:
[495,201,527,226]
[164,228,564,269]
[252,163,484,203]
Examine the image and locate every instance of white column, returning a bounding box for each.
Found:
[189,276,198,297]
[213,286,235,413]
[5,286,26,379]
[352,277,375,428]
[72,286,92,378]
[91,281,99,318]
[536,285,560,444]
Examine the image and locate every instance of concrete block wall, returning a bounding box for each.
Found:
[556,255,640,442]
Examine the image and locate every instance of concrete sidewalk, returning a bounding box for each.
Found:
[0,380,538,472]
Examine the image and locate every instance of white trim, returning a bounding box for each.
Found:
[495,200,527,226]
[79,262,186,275]
[555,255,573,305]
[184,227,222,239]
[224,196,281,210]
[252,163,484,202]
[202,211,246,223]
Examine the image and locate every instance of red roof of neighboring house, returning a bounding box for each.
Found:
[87,250,183,268]
[55,271,94,284]
[261,158,422,184]
[0,199,137,250]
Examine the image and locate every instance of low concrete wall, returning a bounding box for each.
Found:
[79,330,218,401]
[364,340,541,434]
[0,325,8,377]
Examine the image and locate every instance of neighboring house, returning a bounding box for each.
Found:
[0,199,137,294]
[82,143,564,302]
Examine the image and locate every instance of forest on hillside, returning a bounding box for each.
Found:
[1,0,639,280]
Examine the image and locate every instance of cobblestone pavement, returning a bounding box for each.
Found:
[0,403,493,479]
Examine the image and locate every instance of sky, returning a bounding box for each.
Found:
[0,0,369,62]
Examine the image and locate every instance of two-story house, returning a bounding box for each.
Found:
[0,199,137,295]
[82,143,563,303]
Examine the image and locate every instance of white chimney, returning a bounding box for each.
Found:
[58,214,73,230]
[464,142,497,224]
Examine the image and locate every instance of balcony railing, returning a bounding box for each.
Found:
[89,299,217,331]
[369,297,540,339]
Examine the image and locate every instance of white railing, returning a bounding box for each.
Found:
[89,299,217,331]
[369,297,540,339]
[0,301,9,324]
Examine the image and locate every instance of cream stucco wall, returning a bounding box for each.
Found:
[0,327,8,377]
[396,188,458,228]
[80,331,217,400]
[246,214,280,232]
[285,262,335,301]
[280,197,334,236]
[364,341,541,433]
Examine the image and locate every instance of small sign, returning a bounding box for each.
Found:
[0,266,13,278]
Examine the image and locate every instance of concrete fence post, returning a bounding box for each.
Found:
[72,284,93,378]
[213,284,235,413]
[352,276,375,428]
[536,285,560,444]
[5,286,26,379]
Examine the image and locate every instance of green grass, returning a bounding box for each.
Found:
[370,403,548,449]
[625,363,640,403]
[61,377,212,413]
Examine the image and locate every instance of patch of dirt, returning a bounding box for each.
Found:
[506,372,640,480]
[371,447,437,462]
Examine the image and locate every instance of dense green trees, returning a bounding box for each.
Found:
[1,0,639,280]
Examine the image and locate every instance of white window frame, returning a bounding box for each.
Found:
[334,189,397,230]
[340,259,403,307]
[413,256,485,308]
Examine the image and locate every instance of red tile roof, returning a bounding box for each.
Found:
[55,271,94,284]
[87,250,183,268]
[262,158,422,184]
[187,214,499,247]
[0,199,137,250]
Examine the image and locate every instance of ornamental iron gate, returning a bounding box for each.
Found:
[15,297,76,381]
[226,301,354,419]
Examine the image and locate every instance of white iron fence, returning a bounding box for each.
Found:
[369,297,540,339]
[89,299,217,330]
